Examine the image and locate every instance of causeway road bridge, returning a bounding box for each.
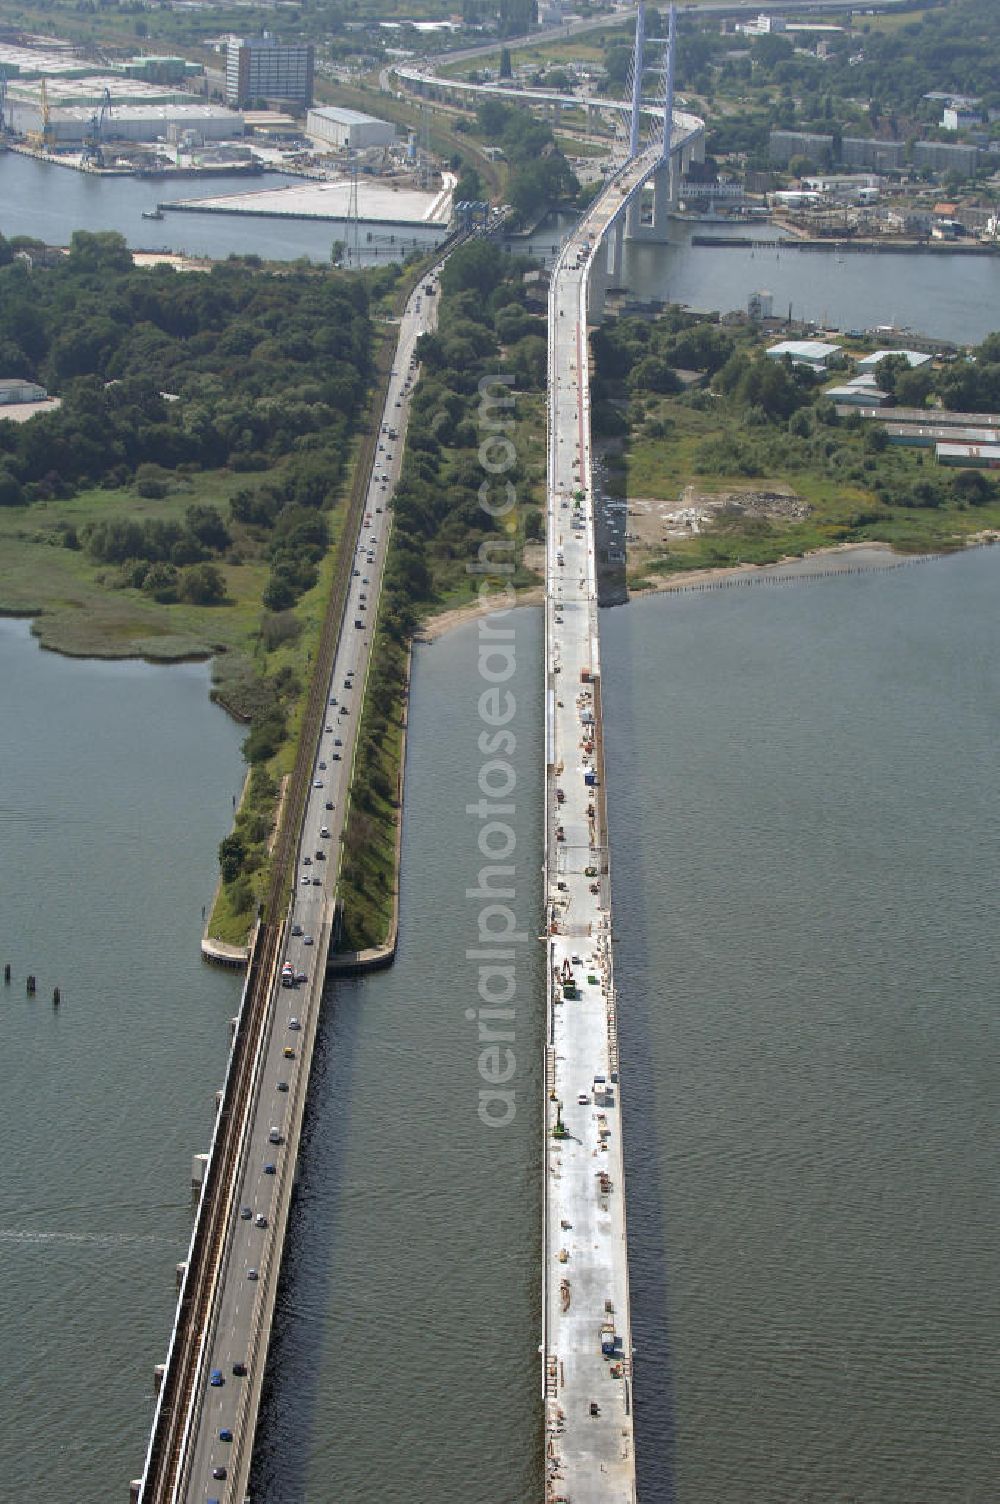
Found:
[541,11,702,1500]
[132,262,447,1504]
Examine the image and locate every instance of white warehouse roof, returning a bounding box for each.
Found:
[856,349,934,372]
[308,106,386,127]
[767,339,842,365]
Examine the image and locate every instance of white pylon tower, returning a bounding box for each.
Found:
[629,1,646,159]
[660,3,677,164]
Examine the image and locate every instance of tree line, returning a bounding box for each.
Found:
[0,231,372,511]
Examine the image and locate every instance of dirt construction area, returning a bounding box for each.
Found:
[624,484,810,552]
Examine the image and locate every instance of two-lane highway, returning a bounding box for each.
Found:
[139,266,444,1504]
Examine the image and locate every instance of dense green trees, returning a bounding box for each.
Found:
[377,248,544,629]
[471,99,579,224]
[600,307,1000,536]
[0,234,372,507]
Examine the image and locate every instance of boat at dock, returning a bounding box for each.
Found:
[141,208,164,220]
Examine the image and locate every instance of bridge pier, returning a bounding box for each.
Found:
[624,157,674,243]
[587,214,626,322]
[607,214,625,281]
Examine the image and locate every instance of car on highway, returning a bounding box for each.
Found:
[303,855,312,866]
[219,1429,233,1443]
[209,1369,224,1387]
[312,876,322,886]
[283,1046,295,1059]
[325,800,334,811]
[291,922,303,936]
[264,1162,276,1175]
[268,1127,282,1144]
[303,934,314,946]
[289,1017,301,1030]
[213,1467,227,1481]
[319,760,327,770]
[255,1213,268,1228]
[313,779,323,788]
[232,1362,247,1377]
[300,876,311,886]
[320,825,331,837]
[240,1206,252,1221]
[277,1079,289,1092]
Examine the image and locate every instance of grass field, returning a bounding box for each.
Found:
[0,471,268,661]
[619,390,1000,581]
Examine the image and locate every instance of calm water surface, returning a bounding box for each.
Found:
[0,619,243,1504]
[0,151,446,264]
[623,220,1000,344]
[601,546,1000,1502]
[3,153,996,339]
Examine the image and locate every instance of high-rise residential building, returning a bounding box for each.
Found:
[768,129,833,166]
[914,139,980,175]
[226,35,314,108]
[840,137,905,171]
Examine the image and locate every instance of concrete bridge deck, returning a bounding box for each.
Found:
[542,124,701,1502]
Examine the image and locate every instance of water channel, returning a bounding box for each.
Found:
[0,151,446,266]
[602,546,1000,1503]
[0,619,243,1504]
[3,151,998,340]
[2,159,999,1502]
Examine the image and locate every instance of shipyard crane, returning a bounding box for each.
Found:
[81,86,113,168]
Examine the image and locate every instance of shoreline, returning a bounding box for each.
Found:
[414,537,997,643]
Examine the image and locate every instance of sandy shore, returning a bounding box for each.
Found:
[417,584,544,641]
[414,537,996,644]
